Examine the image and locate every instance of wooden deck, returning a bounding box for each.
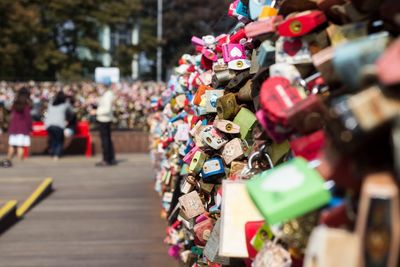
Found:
[0,154,179,267]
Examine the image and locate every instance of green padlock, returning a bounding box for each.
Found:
[266,140,291,165]
[189,151,207,174]
[180,163,190,176]
[246,157,331,225]
[233,107,257,141]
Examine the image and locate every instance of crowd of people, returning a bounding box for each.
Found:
[0,81,164,133]
[0,80,164,167]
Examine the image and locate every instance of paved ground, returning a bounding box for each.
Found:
[0,154,179,267]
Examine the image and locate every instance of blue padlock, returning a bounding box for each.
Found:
[201,157,226,183]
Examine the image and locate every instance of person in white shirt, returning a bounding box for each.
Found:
[95,83,116,166]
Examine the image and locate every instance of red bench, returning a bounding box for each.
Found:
[24,121,93,158]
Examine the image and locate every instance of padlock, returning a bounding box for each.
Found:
[225,70,251,92]
[174,123,190,142]
[248,0,273,20]
[220,181,263,258]
[212,69,236,88]
[244,15,283,38]
[181,175,197,194]
[304,226,359,267]
[277,10,327,37]
[333,32,389,91]
[257,40,275,67]
[193,218,215,246]
[202,48,218,62]
[183,146,202,164]
[235,0,250,18]
[202,35,216,48]
[269,62,302,84]
[312,46,342,86]
[246,157,332,225]
[193,85,212,106]
[177,213,195,230]
[199,125,228,150]
[178,191,206,220]
[252,239,292,267]
[256,109,292,143]
[233,107,257,141]
[180,163,190,176]
[228,59,251,71]
[376,38,400,86]
[203,219,234,265]
[250,222,273,252]
[286,94,325,135]
[249,49,260,75]
[216,93,241,120]
[260,77,304,125]
[259,6,279,20]
[199,180,214,194]
[244,220,265,259]
[237,79,253,102]
[264,140,291,165]
[289,130,325,161]
[198,70,214,86]
[201,157,226,183]
[221,138,249,165]
[229,28,247,44]
[222,43,247,63]
[303,30,331,55]
[213,58,229,73]
[189,120,203,137]
[319,202,352,228]
[204,90,224,113]
[325,22,368,46]
[213,119,241,134]
[275,36,313,65]
[347,86,400,132]
[192,36,205,47]
[356,173,400,267]
[228,161,248,180]
[189,151,208,174]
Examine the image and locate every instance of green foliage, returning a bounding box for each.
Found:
[0,0,233,81]
[0,0,143,81]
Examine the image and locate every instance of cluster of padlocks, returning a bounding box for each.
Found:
[149,0,400,266]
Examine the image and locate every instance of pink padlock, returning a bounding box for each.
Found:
[202,48,218,62]
[191,36,205,47]
[222,43,246,63]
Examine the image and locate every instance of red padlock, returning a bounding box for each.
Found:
[229,28,247,44]
[277,10,327,37]
[289,130,326,161]
[259,77,304,125]
[245,220,265,259]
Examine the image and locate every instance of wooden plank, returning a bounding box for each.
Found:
[0,155,179,267]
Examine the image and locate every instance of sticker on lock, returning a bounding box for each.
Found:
[199,125,228,149]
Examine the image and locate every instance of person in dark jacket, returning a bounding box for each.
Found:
[44,91,72,160]
[2,89,32,167]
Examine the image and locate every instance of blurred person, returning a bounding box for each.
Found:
[95,82,116,167]
[44,91,72,160]
[1,88,32,168]
[64,96,77,138]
